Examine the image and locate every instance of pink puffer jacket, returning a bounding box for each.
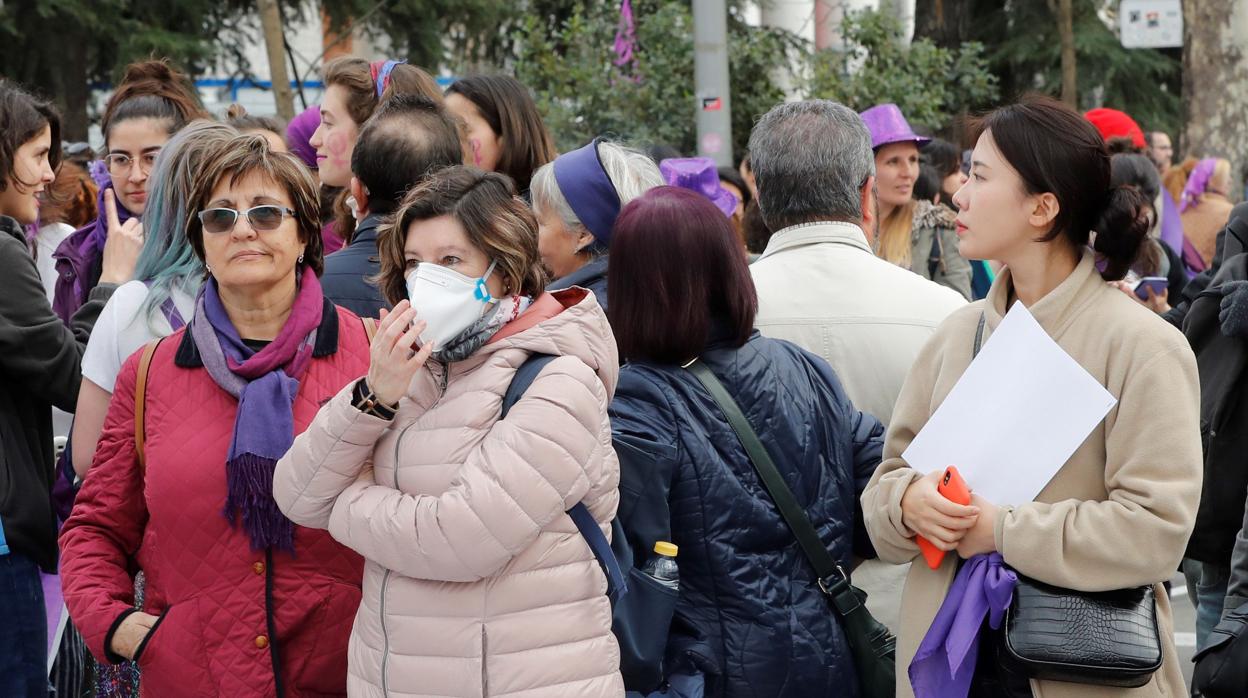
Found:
[274,289,623,698]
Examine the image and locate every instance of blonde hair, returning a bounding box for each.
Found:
[876,200,916,268]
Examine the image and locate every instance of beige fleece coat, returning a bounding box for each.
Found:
[274,290,623,698]
[862,254,1202,697]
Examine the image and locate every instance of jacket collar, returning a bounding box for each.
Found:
[983,252,1103,340]
[0,215,24,244]
[552,255,608,290]
[175,297,340,368]
[349,213,384,246]
[757,221,874,261]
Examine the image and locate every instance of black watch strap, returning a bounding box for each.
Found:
[352,378,397,420]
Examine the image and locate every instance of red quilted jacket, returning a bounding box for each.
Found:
[60,302,370,697]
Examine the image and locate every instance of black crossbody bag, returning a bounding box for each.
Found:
[970,313,1163,688]
[685,360,896,698]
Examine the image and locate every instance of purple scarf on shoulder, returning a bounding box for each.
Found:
[190,266,323,551]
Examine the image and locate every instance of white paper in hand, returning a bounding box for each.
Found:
[901,303,1117,506]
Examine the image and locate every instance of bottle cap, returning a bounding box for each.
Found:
[654,541,678,557]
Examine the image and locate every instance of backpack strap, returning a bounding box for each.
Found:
[134,338,163,475]
[500,352,629,602]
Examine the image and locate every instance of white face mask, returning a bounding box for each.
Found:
[405,260,498,349]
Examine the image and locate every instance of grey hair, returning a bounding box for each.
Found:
[747,99,876,231]
[530,140,664,250]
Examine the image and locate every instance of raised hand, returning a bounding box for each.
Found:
[366,301,433,407]
[99,190,145,284]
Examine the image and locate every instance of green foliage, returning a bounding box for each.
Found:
[808,9,998,133]
[516,0,800,159]
[974,0,1181,136]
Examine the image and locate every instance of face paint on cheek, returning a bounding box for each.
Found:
[326,131,351,169]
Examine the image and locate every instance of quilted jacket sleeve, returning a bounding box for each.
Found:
[59,350,150,663]
[273,380,391,530]
[799,348,886,560]
[327,356,606,582]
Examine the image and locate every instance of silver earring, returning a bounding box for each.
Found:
[297,253,304,263]
[205,264,212,274]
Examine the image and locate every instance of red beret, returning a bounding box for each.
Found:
[1084,108,1146,148]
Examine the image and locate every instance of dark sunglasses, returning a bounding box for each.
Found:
[197,205,296,234]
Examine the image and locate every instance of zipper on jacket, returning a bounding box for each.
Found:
[378,364,448,698]
[481,626,489,696]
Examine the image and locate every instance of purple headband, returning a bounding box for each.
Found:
[372,59,406,99]
[552,138,621,245]
[1180,158,1218,213]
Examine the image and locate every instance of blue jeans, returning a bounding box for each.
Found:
[1183,557,1230,653]
[0,551,49,697]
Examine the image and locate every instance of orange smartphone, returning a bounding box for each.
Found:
[916,466,973,569]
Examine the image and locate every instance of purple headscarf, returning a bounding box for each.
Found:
[286,105,321,170]
[1180,158,1218,213]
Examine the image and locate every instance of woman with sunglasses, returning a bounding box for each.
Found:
[52,59,207,325]
[60,134,371,697]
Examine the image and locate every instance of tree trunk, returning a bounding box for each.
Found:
[58,39,91,142]
[1184,0,1248,196]
[257,0,296,122]
[1056,0,1077,107]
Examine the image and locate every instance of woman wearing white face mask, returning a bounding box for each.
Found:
[274,165,624,697]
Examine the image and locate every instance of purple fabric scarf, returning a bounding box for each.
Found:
[909,553,1018,698]
[191,266,323,551]
[51,183,136,324]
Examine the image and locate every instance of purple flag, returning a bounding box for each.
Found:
[613,0,637,71]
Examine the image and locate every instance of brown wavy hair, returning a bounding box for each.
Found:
[185,134,325,276]
[321,57,443,127]
[102,60,208,144]
[375,165,546,306]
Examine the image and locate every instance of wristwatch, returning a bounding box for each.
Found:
[352,378,398,420]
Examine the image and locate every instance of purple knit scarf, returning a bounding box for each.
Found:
[191,267,323,551]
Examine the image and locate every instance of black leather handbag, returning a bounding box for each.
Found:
[994,573,1162,688]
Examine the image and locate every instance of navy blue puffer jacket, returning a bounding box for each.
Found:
[609,330,884,698]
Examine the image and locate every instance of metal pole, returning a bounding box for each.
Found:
[693,0,734,167]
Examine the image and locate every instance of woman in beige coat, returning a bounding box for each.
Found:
[273,166,623,697]
[862,96,1202,697]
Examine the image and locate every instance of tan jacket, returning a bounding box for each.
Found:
[862,254,1202,697]
[750,221,967,426]
[274,289,623,698]
[1181,191,1234,266]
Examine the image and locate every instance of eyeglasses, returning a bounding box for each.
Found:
[197,205,297,234]
[105,151,160,176]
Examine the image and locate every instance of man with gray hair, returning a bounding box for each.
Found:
[748,100,966,633]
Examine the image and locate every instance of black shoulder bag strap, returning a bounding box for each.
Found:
[684,359,896,696]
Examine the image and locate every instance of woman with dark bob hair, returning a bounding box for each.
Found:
[60,134,372,696]
[863,95,1200,697]
[607,186,885,697]
[274,166,623,696]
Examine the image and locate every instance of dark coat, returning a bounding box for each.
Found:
[321,213,388,319]
[608,329,884,698]
[0,216,113,571]
[1183,250,1248,567]
[550,256,609,312]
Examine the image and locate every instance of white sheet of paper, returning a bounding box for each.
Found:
[901,303,1117,505]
